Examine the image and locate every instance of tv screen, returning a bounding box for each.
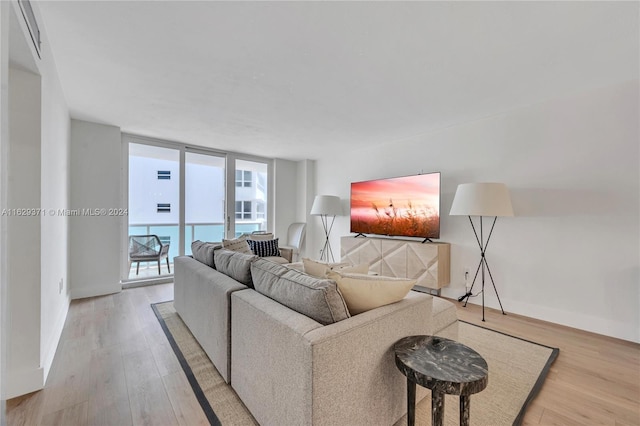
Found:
[350,172,440,239]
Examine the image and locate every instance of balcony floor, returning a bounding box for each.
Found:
[127,261,174,281]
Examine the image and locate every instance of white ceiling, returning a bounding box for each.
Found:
[37,1,638,161]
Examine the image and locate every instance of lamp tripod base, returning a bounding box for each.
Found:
[460,256,507,321]
[318,214,336,263]
[457,216,507,322]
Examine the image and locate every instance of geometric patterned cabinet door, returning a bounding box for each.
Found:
[340,236,451,291]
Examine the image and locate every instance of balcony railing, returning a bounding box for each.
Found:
[128,222,265,262]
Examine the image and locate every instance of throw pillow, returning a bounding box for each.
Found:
[246,233,274,241]
[327,271,416,315]
[251,259,350,325]
[303,258,368,278]
[191,240,220,268]
[338,263,370,274]
[247,238,280,257]
[214,249,258,288]
[222,235,252,255]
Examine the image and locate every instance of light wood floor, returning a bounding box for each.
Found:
[6,284,640,425]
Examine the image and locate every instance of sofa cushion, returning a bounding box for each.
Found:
[251,259,350,325]
[248,238,280,257]
[262,256,290,264]
[327,271,416,315]
[191,240,220,268]
[214,249,258,288]
[222,235,253,255]
[302,258,367,278]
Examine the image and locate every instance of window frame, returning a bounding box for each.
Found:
[122,134,273,285]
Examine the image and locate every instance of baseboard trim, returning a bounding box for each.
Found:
[4,366,44,399]
[71,283,120,300]
[42,297,70,380]
[122,276,173,289]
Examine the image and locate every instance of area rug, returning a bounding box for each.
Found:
[152,301,558,426]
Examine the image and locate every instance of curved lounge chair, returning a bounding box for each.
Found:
[128,234,170,275]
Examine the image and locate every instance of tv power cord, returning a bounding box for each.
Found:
[458,292,472,302]
[458,271,480,302]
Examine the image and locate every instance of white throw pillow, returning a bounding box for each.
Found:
[302,258,368,278]
[222,235,252,255]
[246,233,274,241]
[327,271,416,315]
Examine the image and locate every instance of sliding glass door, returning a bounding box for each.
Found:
[185,151,226,255]
[125,136,272,283]
[128,143,180,279]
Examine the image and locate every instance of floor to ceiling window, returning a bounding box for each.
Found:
[128,143,180,280]
[234,159,268,237]
[124,136,272,282]
[184,151,226,255]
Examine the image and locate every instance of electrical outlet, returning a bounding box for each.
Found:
[59,278,63,294]
[464,268,470,292]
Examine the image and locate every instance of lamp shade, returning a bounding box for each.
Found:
[449,183,514,217]
[310,195,342,216]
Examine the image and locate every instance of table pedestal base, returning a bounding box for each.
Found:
[405,380,473,426]
[395,336,488,426]
[432,391,444,426]
[460,395,470,426]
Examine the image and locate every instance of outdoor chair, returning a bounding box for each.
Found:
[128,234,171,275]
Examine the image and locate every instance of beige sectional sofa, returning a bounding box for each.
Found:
[174,247,458,426]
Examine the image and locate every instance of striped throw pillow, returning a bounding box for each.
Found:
[248,238,280,257]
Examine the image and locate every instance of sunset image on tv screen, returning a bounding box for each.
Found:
[350,173,440,238]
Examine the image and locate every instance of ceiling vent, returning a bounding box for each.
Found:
[18,0,41,58]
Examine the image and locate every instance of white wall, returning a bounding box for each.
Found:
[274,158,297,243]
[0,2,8,414]
[1,0,72,399]
[295,159,315,259]
[70,120,122,299]
[38,5,71,382]
[6,65,43,399]
[273,158,319,258]
[314,81,639,343]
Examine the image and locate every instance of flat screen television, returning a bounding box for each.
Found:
[350,172,440,239]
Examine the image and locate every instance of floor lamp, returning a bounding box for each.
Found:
[449,183,514,321]
[310,195,342,263]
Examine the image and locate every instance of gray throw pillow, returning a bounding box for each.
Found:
[250,258,350,325]
[191,240,221,268]
[214,249,258,288]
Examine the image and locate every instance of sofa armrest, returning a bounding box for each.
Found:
[304,291,433,426]
[231,289,433,426]
[174,256,247,382]
[231,289,323,426]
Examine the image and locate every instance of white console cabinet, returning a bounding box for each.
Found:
[340,236,451,292]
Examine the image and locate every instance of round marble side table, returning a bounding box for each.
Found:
[394,335,488,426]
